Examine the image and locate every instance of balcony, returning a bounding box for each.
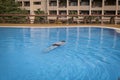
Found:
[79,6,89,10]
[59,11,67,15]
[104,6,116,10]
[33,2,41,5]
[69,0,78,6]
[59,0,67,8]
[79,11,89,15]
[104,11,115,15]
[91,7,102,10]
[91,11,102,15]
[69,2,78,6]
[48,17,57,21]
[58,10,67,19]
[49,1,57,6]
[105,0,116,6]
[69,10,78,15]
[91,0,102,10]
[24,1,30,7]
[49,10,57,15]
[59,4,67,8]
[92,1,102,8]
[49,3,57,6]
[48,6,57,10]
[80,0,89,6]
[68,6,78,10]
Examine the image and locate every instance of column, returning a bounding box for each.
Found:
[67,0,69,20]
[116,0,118,15]
[30,0,35,24]
[57,0,59,22]
[57,0,59,15]
[89,0,92,15]
[46,0,48,14]
[102,0,104,15]
[22,1,24,8]
[46,0,48,23]
[30,0,34,15]
[78,0,80,16]
[101,0,105,24]
[115,0,118,24]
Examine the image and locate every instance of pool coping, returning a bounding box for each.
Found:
[0,24,120,32]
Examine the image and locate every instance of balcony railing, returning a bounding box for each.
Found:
[79,6,90,10]
[104,6,116,10]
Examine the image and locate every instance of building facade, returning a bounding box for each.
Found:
[17,0,120,22]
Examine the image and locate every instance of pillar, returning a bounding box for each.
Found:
[30,0,35,24]
[115,0,118,24]
[101,0,105,24]
[89,0,92,15]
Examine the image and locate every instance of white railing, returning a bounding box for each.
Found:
[79,6,90,10]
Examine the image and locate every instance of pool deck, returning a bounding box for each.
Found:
[0,24,120,29]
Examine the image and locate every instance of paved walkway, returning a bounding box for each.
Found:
[0,24,120,28]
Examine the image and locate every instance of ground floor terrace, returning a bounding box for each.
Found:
[0,14,120,25]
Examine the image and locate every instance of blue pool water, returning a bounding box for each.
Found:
[0,27,120,80]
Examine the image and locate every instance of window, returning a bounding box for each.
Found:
[49,1,57,6]
[69,0,78,6]
[49,10,57,15]
[92,0,102,7]
[24,1,30,6]
[80,0,89,6]
[105,0,116,5]
[69,2,78,6]
[34,2,41,5]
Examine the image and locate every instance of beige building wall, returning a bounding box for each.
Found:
[16,0,47,15]
[16,0,120,22]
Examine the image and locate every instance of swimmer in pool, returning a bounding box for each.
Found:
[52,40,65,46]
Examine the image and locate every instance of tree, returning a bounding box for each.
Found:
[0,0,28,14]
[34,9,45,14]
[34,9,45,23]
[0,0,29,23]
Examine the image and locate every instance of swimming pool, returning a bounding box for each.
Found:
[0,27,120,80]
